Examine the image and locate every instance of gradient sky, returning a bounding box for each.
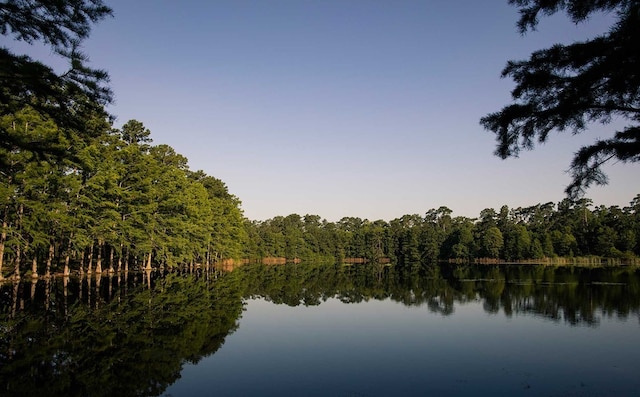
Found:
[10,1,639,221]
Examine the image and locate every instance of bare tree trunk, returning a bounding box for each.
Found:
[117,244,123,273]
[63,236,72,276]
[145,251,152,270]
[95,240,103,274]
[124,249,129,273]
[31,256,38,279]
[108,245,115,273]
[45,243,54,278]
[14,244,21,281]
[87,244,93,275]
[11,281,19,318]
[13,203,23,281]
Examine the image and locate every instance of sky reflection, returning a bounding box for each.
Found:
[165,296,640,397]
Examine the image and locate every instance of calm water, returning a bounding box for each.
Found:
[1,263,639,397]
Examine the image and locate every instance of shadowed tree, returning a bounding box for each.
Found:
[481,0,640,197]
[0,0,113,169]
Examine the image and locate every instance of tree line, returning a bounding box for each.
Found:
[2,0,639,278]
[1,0,248,280]
[243,196,640,268]
[0,112,247,280]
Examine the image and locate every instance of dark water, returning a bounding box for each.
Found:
[1,264,639,396]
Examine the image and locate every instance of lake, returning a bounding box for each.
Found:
[1,263,639,396]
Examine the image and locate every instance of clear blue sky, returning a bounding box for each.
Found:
[11,1,639,221]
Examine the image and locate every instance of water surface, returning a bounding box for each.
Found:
[167,292,639,396]
[1,264,639,396]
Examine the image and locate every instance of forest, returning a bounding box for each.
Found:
[1,112,247,280]
[1,102,639,278]
[1,105,640,278]
[243,196,640,269]
[1,104,639,280]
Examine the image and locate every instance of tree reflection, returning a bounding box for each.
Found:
[0,270,243,397]
[234,262,640,326]
[0,263,639,396]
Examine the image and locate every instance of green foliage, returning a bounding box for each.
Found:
[0,116,247,277]
[480,226,504,259]
[1,0,113,170]
[1,0,638,277]
[244,194,640,267]
[481,0,640,197]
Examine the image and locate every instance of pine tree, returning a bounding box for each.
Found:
[481,0,640,197]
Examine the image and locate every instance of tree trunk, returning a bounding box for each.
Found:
[31,256,38,279]
[13,203,23,280]
[145,251,152,270]
[95,240,103,274]
[45,243,54,278]
[11,281,19,318]
[79,250,84,275]
[63,236,72,276]
[108,245,115,273]
[124,249,129,273]
[87,244,93,275]
[14,244,21,281]
[117,244,123,273]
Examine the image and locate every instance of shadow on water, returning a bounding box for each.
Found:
[0,268,244,397]
[1,263,639,396]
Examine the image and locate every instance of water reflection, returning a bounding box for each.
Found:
[0,269,243,397]
[238,263,640,327]
[1,263,639,396]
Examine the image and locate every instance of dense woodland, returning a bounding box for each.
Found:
[0,112,247,279]
[0,1,245,280]
[1,107,639,279]
[243,196,640,268]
